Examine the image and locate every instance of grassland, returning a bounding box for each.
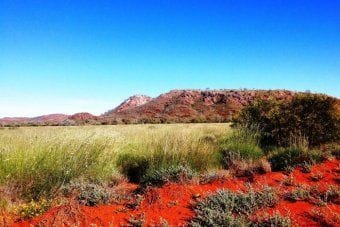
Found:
[0,124,230,201]
[1,121,338,226]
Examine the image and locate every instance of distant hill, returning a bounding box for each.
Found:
[101,89,295,124]
[0,114,69,126]
[1,89,337,126]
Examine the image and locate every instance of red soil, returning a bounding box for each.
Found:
[8,159,340,226]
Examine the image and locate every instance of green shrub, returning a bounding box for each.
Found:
[322,186,340,204]
[76,183,110,206]
[142,165,195,187]
[235,93,339,147]
[190,186,277,226]
[269,147,324,171]
[190,211,248,227]
[15,198,50,220]
[284,186,311,202]
[199,170,228,184]
[251,212,292,227]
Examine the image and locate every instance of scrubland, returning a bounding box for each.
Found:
[0,93,339,226]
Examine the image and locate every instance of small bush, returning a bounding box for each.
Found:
[142,165,195,187]
[15,199,50,220]
[190,211,248,227]
[269,147,324,171]
[322,186,340,204]
[63,181,110,206]
[190,186,277,226]
[199,170,229,184]
[284,186,311,202]
[76,183,109,206]
[282,175,295,186]
[251,212,292,227]
[300,161,312,173]
[127,214,145,227]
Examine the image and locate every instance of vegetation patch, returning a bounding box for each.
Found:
[190,186,277,226]
[62,181,110,206]
[269,147,325,171]
[235,93,339,147]
[142,165,195,187]
[14,199,50,220]
[251,212,292,227]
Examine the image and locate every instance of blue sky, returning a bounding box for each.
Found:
[0,0,339,117]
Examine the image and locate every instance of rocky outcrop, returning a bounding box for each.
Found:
[105,95,153,114]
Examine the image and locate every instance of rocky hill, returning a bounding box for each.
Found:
[0,114,69,126]
[104,95,152,115]
[102,89,295,124]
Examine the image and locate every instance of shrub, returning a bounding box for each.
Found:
[269,147,324,171]
[127,214,145,227]
[322,186,340,204]
[142,165,195,187]
[199,170,230,184]
[190,211,248,227]
[190,186,277,226]
[251,212,292,227]
[284,186,311,202]
[76,183,110,206]
[235,93,339,147]
[15,199,50,220]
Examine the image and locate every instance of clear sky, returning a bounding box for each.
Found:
[0,0,339,117]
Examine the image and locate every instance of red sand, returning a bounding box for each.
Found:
[8,159,340,226]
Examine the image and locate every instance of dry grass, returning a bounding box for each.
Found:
[0,124,230,201]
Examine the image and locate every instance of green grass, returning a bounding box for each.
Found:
[219,127,264,168]
[0,124,230,201]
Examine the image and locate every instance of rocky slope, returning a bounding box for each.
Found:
[104,95,153,115]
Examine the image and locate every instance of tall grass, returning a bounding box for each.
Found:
[0,129,116,199]
[0,124,230,200]
[219,127,263,168]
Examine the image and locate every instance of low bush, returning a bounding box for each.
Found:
[284,186,312,202]
[76,183,110,206]
[322,186,339,204]
[199,170,230,184]
[251,212,292,227]
[190,186,277,226]
[15,198,50,220]
[142,165,195,187]
[62,180,110,206]
[269,147,324,171]
[190,211,248,227]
